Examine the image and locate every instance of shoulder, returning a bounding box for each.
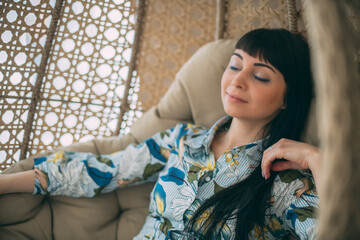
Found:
[276,170,316,195]
[272,170,319,216]
[271,170,319,239]
[171,122,208,139]
[152,123,207,148]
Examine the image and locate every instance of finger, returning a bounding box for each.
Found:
[261,138,296,179]
[262,146,283,179]
[261,148,273,178]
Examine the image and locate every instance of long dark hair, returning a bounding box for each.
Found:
[185,28,314,239]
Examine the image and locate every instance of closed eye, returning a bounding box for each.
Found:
[254,76,270,82]
[230,65,239,70]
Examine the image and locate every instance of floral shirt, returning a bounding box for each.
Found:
[33,116,319,240]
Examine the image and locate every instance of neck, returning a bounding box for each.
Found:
[219,118,267,150]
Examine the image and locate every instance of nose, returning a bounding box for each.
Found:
[231,69,248,90]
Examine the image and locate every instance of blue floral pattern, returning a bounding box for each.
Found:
[33,116,318,239]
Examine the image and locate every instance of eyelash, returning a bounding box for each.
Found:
[229,65,270,82]
[254,76,270,82]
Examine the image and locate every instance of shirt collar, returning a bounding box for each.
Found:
[183,116,264,155]
[202,115,232,152]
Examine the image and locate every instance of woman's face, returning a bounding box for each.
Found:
[221,49,286,125]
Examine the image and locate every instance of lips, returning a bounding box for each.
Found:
[226,92,248,103]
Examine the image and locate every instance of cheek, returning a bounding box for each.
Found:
[255,88,286,109]
[220,72,230,94]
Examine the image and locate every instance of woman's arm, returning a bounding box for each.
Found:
[0,170,35,194]
[261,138,322,195]
[0,124,182,197]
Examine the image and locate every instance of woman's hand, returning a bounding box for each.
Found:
[261,138,322,191]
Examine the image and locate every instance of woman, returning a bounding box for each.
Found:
[0,28,321,239]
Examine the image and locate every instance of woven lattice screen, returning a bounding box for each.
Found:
[137,0,218,110]
[0,0,140,171]
[225,0,305,39]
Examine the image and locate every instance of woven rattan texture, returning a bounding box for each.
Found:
[0,0,55,170]
[28,0,139,153]
[136,0,218,111]
[226,0,289,39]
[0,0,139,170]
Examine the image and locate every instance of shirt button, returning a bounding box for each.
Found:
[205,176,211,181]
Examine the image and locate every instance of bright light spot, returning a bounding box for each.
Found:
[92,82,108,95]
[30,0,40,6]
[81,42,94,56]
[108,9,122,23]
[2,111,14,124]
[67,20,80,33]
[100,45,116,59]
[6,10,18,22]
[25,13,36,26]
[64,115,77,128]
[62,39,75,52]
[122,48,132,62]
[60,133,74,146]
[57,58,71,71]
[85,24,98,38]
[104,28,119,41]
[0,131,10,144]
[19,33,32,46]
[0,51,8,64]
[72,80,86,92]
[119,66,129,79]
[14,52,27,66]
[2,30,13,43]
[41,131,54,145]
[44,112,59,126]
[126,30,135,44]
[76,61,90,75]
[84,117,101,130]
[72,1,84,15]
[89,5,101,19]
[9,72,22,85]
[96,64,112,78]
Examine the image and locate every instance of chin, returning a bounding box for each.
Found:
[224,109,276,124]
[224,109,247,119]
[223,104,247,118]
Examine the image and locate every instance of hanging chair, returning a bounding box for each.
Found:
[0,0,359,239]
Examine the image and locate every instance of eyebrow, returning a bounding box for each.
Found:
[232,53,275,73]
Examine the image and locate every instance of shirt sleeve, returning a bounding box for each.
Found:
[282,177,319,240]
[33,124,183,198]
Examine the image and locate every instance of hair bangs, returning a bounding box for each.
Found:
[235,29,290,79]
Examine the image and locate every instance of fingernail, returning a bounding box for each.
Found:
[262,170,265,178]
[265,173,270,180]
